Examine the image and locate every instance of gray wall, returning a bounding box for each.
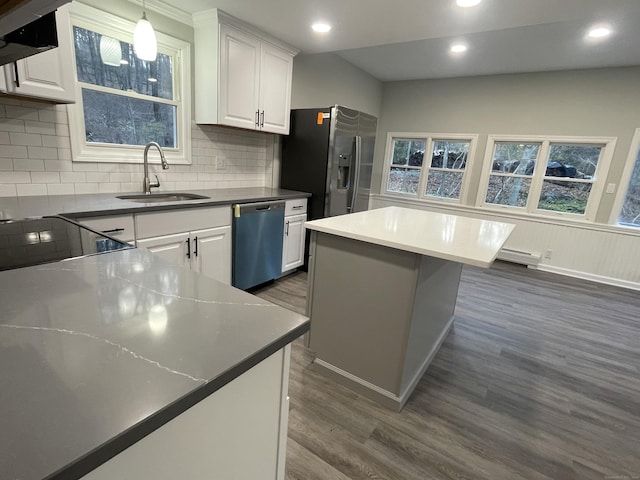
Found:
[291,53,383,118]
[373,66,640,223]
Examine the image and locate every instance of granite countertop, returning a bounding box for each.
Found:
[305,206,515,268]
[0,247,309,480]
[0,187,311,220]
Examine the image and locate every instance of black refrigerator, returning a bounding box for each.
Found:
[281,105,378,267]
[281,105,378,220]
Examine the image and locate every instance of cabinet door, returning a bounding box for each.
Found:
[258,44,293,135]
[137,232,190,269]
[219,23,260,130]
[282,213,306,272]
[190,226,232,285]
[3,4,75,103]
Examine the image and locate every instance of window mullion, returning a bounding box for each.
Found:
[527,140,550,213]
[78,82,179,107]
[416,138,433,199]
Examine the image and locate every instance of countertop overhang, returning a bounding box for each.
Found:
[0,247,309,480]
[305,206,515,268]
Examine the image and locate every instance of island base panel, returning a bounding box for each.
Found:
[309,232,420,394]
[308,232,461,410]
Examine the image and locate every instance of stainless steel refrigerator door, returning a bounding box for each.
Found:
[327,106,358,217]
[352,112,377,213]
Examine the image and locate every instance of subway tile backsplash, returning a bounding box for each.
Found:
[0,97,276,197]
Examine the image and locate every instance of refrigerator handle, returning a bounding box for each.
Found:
[348,136,362,213]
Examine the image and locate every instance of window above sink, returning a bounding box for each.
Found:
[66,3,192,165]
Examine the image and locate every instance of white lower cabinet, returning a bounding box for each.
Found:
[135,207,232,285]
[282,213,306,272]
[282,198,307,273]
[73,214,135,244]
[81,345,292,480]
[136,232,191,268]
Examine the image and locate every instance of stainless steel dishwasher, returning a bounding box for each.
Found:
[232,200,285,290]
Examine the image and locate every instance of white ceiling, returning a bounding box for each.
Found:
[153,0,640,81]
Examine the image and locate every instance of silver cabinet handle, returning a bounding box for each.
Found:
[285,220,289,236]
[292,205,304,210]
[101,228,125,234]
[260,110,264,128]
[255,110,260,127]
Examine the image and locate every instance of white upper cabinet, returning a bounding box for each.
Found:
[1,4,75,103]
[259,43,294,134]
[194,9,297,135]
[219,23,261,130]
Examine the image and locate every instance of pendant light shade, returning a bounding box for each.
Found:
[99,35,122,66]
[134,9,157,61]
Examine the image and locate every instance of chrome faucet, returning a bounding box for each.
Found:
[143,141,169,194]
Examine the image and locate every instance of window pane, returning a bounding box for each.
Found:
[431,140,469,169]
[392,140,425,166]
[426,171,463,199]
[82,89,177,147]
[485,176,531,207]
[538,180,591,214]
[387,167,420,195]
[618,149,640,227]
[491,142,539,175]
[73,26,174,100]
[547,144,601,179]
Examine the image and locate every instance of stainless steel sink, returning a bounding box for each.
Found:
[116,193,210,203]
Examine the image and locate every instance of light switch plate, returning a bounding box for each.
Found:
[606,183,616,194]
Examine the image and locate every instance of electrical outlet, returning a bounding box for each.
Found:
[544,249,553,259]
[606,183,616,194]
[216,156,226,170]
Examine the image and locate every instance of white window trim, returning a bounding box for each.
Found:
[67,3,192,165]
[477,134,617,222]
[381,132,478,204]
[610,127,640,228]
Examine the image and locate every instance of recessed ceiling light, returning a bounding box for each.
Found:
[312,23,331,33]
[450,43,468,53]
[456,0,481,7]
[587,26,611,38]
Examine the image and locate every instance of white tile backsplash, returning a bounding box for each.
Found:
[0,97,277,197]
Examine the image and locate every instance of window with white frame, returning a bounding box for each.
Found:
[68,4,191,164]
[384,134,476,202]
[480,136,616,220]
[613,128,640,228]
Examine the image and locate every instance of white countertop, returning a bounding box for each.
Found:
[304,206,515,268]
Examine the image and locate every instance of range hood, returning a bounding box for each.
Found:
[0,0,67,36]
[0,11,57,66]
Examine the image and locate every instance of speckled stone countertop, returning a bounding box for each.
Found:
[0,247,309,480]
[0,187,311,220]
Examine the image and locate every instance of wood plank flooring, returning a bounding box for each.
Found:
[254,262,640,480]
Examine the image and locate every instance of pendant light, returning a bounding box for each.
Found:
[134,0,157,61]
[99,35,122,66]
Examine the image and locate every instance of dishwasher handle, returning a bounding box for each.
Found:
[233,201,285,217]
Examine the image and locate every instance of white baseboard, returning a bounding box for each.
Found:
[537,264,640,291]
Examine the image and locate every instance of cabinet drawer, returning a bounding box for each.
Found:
[77,215,135,243]
[136,206,231,239]
[285,198,307,216]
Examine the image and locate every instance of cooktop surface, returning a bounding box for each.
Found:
[0,216,131,271]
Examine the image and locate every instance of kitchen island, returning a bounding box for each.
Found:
[0,247,308,480]
[305,206,514,410]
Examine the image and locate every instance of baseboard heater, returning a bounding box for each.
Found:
[498,248,541,267]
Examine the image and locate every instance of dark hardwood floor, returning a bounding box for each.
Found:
[254,262,640,480]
